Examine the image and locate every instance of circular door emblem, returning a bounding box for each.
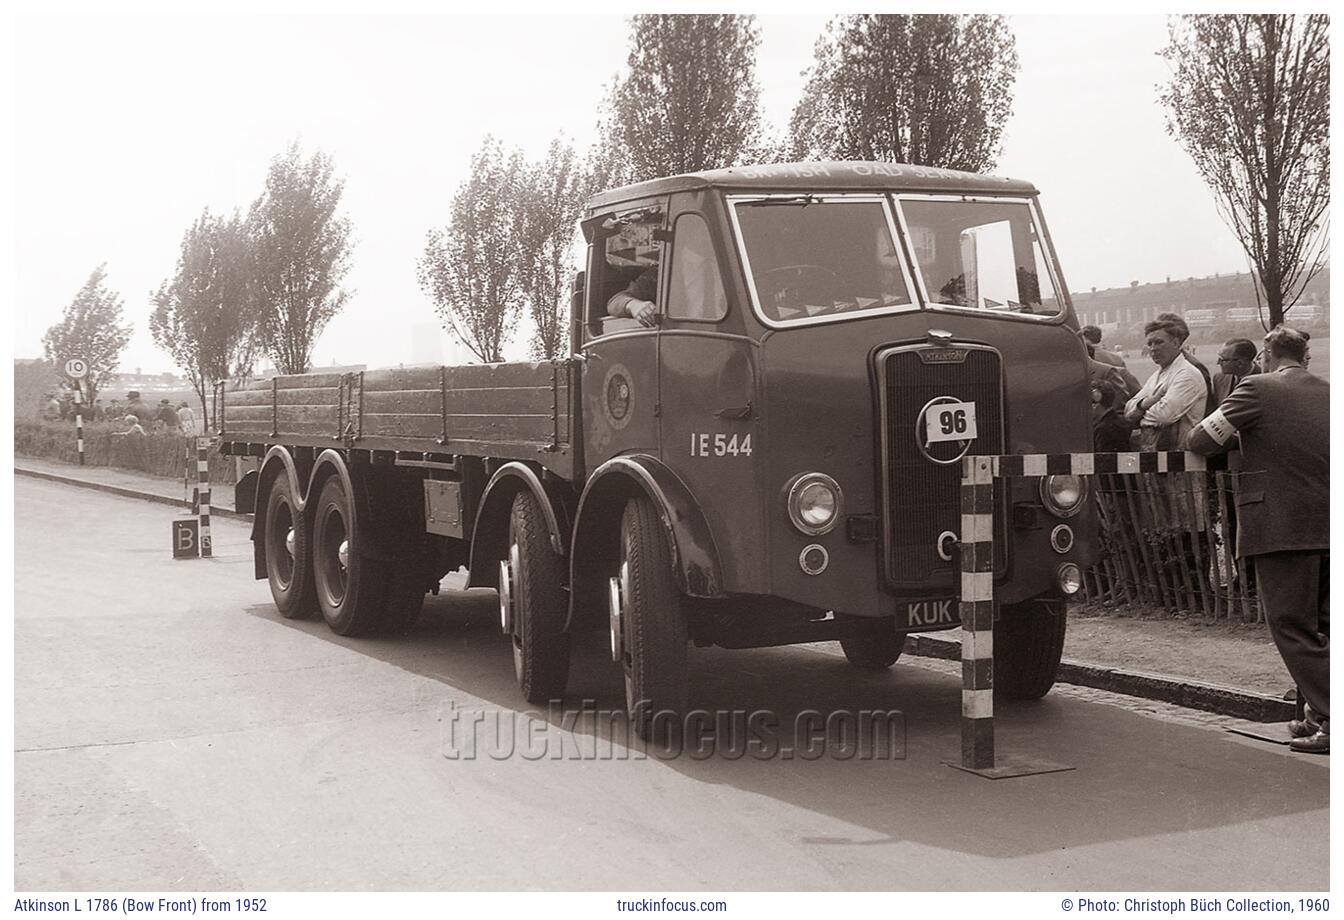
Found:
[916,396,973,466]
[603,364,633,429]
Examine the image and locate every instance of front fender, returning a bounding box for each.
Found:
[566,454,724,632]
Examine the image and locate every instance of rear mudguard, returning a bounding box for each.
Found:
[566,454,724,632]
[250,447,371,579]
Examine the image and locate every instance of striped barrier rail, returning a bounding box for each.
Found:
[955,450,1207,778]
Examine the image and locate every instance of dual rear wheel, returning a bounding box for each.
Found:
[263,474,428,637]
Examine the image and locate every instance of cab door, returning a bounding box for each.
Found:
[656,191,765,595]
[578,200,666,468]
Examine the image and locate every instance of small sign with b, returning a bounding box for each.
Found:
[172,519,200,559]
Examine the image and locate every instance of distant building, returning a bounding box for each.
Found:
[1071,269,1330,337]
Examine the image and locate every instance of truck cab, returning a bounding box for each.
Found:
[571,162,1094,719]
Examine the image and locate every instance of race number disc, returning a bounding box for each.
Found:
[925,400,978,444]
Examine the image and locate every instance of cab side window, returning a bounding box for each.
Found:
[666,213,727,322]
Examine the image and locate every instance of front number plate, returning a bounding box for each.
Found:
[905,598,958,629]
[925,400,978,443]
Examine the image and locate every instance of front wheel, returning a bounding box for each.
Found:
[610,496,687,741]
[994,597,1067,700]
[838,617,904,670]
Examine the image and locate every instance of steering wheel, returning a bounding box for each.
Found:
[755,264,842,315]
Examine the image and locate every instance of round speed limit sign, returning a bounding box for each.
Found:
[64,358,88,379]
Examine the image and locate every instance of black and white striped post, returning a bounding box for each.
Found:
[196,437,212,558]
[952,449,1206,778]
[73,384,85,466]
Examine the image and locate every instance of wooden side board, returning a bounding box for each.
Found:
[220,361,574,475]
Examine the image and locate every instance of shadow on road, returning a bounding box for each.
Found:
[245,588,1329,864]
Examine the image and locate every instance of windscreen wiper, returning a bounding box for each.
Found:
[744,195,820,207]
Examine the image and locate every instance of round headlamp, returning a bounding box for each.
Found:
[1040,474,1087,518]
[787,473,842,536]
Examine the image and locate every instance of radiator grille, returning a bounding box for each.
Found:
[881,347,1006,586]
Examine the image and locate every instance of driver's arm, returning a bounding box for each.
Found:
[607,266,659,327]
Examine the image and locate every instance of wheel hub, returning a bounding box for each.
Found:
[284,527,296,558]
[608,560,629,663]
[337,539,349,570]
[498,543,520,633]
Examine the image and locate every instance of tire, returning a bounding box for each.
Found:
[994,597,1067,700]
[312,476,388,637]
[615,496,688,741]
[263,476,316,619]
[502,491,570,703]
[838,617,904,670]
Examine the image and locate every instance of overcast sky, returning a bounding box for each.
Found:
[13,13,1251,373]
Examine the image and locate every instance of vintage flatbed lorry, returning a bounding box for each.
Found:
[221,160,1096,738]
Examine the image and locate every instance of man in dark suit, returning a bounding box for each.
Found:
[1188,326,1329,753]
[1212,338,1259,404]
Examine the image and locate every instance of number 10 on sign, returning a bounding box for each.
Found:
[925,400,978,444]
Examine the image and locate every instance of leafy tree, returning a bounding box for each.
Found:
[787,15,1018,171]
[417,137,525,364]
[1160,15,1329,329]
[517,136,586,360]
[583,82,637,197]
[611,15,764,182]
[150,210,258,430]
[41,264,133,405]
[247,141,354,375]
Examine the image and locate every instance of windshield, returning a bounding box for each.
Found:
[898,197,1062,318]
[731,196,914,324]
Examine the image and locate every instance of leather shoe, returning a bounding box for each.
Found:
[1289,729,1329,755]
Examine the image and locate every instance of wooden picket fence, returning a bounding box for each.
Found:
[1082,471,1263,621]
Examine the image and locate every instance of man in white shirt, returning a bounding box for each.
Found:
[1124,319,1207,449]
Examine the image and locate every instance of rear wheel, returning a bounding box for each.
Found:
[838,617,904,670]
[499,491,570,702]
[610,496,687,741]
[264,477,315,619]
[994,597,1067,700]
[312,476,386,637]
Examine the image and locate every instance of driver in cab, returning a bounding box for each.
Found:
[608,265,659,328]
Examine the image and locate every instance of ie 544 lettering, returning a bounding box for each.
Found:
[690,432,753,458]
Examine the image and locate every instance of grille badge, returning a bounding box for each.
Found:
[919,348,969,364]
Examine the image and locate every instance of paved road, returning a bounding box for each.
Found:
[14,477,1328,891]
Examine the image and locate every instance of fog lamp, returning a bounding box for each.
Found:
[1056,562,1083,596]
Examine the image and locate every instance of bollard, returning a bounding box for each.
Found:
[196,437,212,558]
[959,455,996,770]
[74,385,84,466]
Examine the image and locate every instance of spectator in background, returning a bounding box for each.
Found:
[1154,312,1214,418]
[1125,319,1207,450]
[120,414,146,437]
[124,391,154,426]
[156,398,181,431]
[42,393,61,420]
[91,399,106,422]
[1213,338,1259,404]
[1188,326,1329,753]
[178,402,197,436]
[107,398,123,421]
[1081,325,1134,375]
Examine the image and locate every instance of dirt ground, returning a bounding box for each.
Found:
[1065,603,1291,697]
